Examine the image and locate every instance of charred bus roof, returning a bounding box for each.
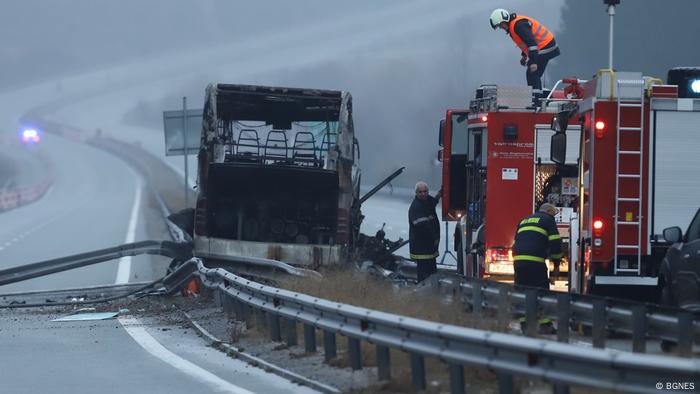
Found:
[215,84,343,126]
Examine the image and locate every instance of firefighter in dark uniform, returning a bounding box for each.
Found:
[408,181,441,283]
[512,203,562,289]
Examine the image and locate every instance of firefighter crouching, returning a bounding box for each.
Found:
[512,203,562,289]
[409,181,442,283]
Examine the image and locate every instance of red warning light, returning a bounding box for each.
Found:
[593,220,603,230]
[481,115,488,122]
[594,120,606,139]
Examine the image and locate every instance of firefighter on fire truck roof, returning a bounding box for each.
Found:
[512,203,562,289]
[489,8,560,90]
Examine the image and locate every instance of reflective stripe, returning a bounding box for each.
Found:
[518,226,548,236]
[412,216,432,225]
[532,25,543,40]
[411,253,438,260]
[513,255,546,263]
[528,45,539,52]
[539,44,558,55]
[548,234,561,241]
[520,217,541,225]
[550,253,563,259]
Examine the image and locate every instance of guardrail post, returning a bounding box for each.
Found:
[448,364,464,394]
[497,286,510,328]
[473,281,482,315]
[323,330,336,362]
[348,337,362,370]
[376,345,391,380]
[525,289,538,337]
[497,372,513,394]
[678,312,692,358]
[631,305,646,353]
[222,292,234,316]
[213,289,222,307]
[557,294,570,343]
[410,353,426,390]
[592,299,606,348]
[269,313,281,342]
[285,318,298,347]
[553,383,570,394]
[303,324,316,353]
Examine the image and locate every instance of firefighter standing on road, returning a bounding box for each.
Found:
[512,203,562,289]
[408,181,441,283]
[489,8,560,90]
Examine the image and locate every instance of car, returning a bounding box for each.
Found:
[659,206,700,311]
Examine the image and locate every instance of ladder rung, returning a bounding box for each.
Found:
[620,103,643,108]
[617,245,640,249]
[617,221,640,225]
[619,127,642,131]
[615,268,641,272]
[618,197,641,202]
[618,174,641,178]
[619,150,641,154]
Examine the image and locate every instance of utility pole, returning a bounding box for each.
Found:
[604,0,621,70]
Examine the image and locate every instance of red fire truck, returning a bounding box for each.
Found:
[553,68,700,300]
[439,67,700,301]
[438,82,583,283]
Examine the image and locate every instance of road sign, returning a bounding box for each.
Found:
[163,108,202,156]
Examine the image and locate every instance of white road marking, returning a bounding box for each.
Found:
[115,177,142,284]
[119,317,255,394]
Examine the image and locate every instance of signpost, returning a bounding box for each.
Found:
[162,99,202,207]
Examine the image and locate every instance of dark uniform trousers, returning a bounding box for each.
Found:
[512,211,563,289]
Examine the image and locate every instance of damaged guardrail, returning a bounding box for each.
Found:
[0,240,192,287]
[194,259,700,394]
[436,275,700,356]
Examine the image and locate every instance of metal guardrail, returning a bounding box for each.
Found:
[436,275,700,356]
[0,240,192,286]
[194,260,699,394]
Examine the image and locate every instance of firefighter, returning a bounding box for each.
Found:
[489,8,560,90]
[408,181,441,283]
[512,203,562,289]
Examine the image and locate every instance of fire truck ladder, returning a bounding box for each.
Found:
[614,79,646,274]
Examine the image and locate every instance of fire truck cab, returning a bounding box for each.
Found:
[439,82,582,283]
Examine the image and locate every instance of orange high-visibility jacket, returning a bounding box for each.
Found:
[508,15,554,54]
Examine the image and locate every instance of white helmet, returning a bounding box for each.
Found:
[490,8,512,29]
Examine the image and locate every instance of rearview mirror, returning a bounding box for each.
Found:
[551,132,567,165]
[438,119,445,147]
[663,226,683,243]
[550,113,568,133]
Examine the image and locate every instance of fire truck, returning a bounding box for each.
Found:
[438,82,582,284]
[439,67,700,301]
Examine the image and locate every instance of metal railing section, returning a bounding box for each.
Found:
[195,260,699,394]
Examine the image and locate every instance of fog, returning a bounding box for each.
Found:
[2,0,564,187]
[551,0,700,82]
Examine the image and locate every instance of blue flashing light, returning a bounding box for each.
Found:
[690,79,700,95]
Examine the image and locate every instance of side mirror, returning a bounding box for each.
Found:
[438,119,445,147]
[550,132,567,165]
[437,149,444,162]
[663,226,683,243]
[551,112,569,133]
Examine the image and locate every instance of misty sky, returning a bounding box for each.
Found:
[13,1,695,187]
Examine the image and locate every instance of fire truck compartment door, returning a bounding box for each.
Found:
[653,110,700,235]
[535,125,580,165]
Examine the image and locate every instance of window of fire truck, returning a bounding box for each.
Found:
[468,127,487,166]
[450,114,468,154]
